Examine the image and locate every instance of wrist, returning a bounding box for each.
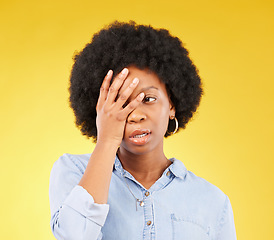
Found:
[95,138,120,152]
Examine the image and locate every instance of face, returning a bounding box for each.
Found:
[119,66,175,155]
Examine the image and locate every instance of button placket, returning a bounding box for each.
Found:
[142,189,154,238]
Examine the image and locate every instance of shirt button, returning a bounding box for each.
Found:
[147,221,152,226]
[166,171,171,177]
[145,191,150,197]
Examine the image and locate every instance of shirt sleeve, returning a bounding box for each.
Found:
[216,195,237,240]
[49,154,110,240]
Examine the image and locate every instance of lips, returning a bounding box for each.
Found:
[129,129,151,145]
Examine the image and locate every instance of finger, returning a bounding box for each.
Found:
[116,75,132,98]
[119,92,145,118]
[97,70,113,110]
[115,77,139,109]
[106,68,129,104]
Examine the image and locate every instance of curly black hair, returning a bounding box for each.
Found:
[69,21,203,142]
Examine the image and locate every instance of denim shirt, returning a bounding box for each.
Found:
[49,153,236,240]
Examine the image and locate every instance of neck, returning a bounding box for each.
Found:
[117,147,171,189]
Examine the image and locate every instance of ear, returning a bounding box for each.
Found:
[169,104,176,118]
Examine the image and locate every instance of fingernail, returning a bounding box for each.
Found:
[133,78,139,84]
[107,70,112,76]
[139,92,145,98]
[121,68,128,75]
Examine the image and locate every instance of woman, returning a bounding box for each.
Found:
[49,21,236,240]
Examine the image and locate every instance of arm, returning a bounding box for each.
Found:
[49,68,144,239]
[49,155,109,240]
[216,196,237,240]
[79,68,144,204]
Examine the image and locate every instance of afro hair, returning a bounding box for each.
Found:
[69,21,203,142]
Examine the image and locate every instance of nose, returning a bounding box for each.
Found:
[127,107,146,123]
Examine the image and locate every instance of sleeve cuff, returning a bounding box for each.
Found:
[63,185,110,227]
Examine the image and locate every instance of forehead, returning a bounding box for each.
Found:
[127,66,167,93]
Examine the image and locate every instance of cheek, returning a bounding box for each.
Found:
[160,101,171,118]
[153,105,171,130]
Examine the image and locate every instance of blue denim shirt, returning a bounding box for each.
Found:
[49,153,236,240]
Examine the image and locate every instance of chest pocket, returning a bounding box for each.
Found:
[171,214,210,240]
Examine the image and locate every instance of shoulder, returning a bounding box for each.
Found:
[50,153,91,190]
[52,153,90,175]
[49,153,91,202]
[49,153,91,217]
[188,169,226,200]
[171,158,227,208]
[169,159,236,238]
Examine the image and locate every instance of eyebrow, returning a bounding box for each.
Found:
[139,86,159,92]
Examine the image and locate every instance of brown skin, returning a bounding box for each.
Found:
[118,66,175,189]
[79,66,175,203]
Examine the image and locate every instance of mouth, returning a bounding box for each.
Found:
[129,129,151,145]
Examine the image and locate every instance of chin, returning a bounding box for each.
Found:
[119,144,150,156]
[119,138,163,156]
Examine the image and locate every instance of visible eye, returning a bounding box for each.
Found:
[143,96,156,103]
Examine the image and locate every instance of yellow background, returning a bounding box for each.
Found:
[1,0,273,239]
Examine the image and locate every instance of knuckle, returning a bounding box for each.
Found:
[136,97,143,103]
[119,94,127,101]
[127,102,135,110]
[105,110,113,117]
[102,106,110,113]
[116,115,124,121]
[101,84,109,92]
[117,73,126,81]
[118,72,124,79]
[109,86,117,93]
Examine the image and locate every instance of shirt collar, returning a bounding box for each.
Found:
[113,156,124,174]
[168,158,188,179]
[113,156,187,180]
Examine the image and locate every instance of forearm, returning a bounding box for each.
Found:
[78,140,119,204]
[51,185,109,240]
[79,67,143,204]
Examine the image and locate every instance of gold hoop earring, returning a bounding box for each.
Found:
[170,117,178,134]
